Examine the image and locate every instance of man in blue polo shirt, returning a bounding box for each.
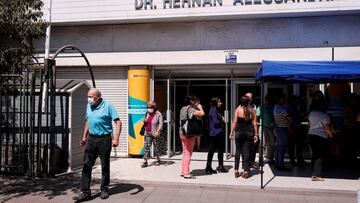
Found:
[73,88,122,202]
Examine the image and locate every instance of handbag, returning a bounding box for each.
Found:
[139,112,148,136]
[182,107,203,136]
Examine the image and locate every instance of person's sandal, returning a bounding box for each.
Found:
[311,176,324,181]
[183,174,196,179]
[242,171,249,179]
[234,171,242,178]
[141,162,148,168]
[155,160,161,166]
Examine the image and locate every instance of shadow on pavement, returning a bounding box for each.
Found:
[0,173,145,202]
[0,173,82,202]
[268,161,359,180]
[191,165,233,176]
[90,183,144,200]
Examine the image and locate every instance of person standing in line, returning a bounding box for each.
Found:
[273,93,292,171]
[256,94,275,165]
[245,92,259,169]
[205,97,228,174]
[141,101,165,168]
[288,95,306,166]
[73,88,122,202]
[230,96,259,179]
[179,96,205,179]
[308,90,333,181]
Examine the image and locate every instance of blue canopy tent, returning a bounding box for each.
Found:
[256,60,360,83]
[255,60,360,188]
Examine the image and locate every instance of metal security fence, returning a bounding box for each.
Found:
[0,45,95,178]
[0,67,69,177]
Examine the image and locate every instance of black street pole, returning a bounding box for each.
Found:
[45,58,56,177]
[260,80,264,189]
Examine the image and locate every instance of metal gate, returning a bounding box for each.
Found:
[0,66,62,177]
[0,45,95,178]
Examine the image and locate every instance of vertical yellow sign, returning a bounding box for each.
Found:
[128,69,149,156]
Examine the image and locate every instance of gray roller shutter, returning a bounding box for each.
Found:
[56,67,129,157]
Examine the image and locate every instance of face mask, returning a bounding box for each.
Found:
[147,108,154,113]
[87,97,95,106]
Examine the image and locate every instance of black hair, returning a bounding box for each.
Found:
[288,95,300,105]
[184,95,195,105]
[275,93,286,103]
[210,97,220,107]
[310,91,327,112]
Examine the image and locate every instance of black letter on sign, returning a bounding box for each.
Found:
[173,0,181,8]
[144,0,153,9]
[135,0,143,10]
[203,0,213,6]
[214,0,223,6]
[244,0,252,5]
[183,0,191,7]
[193,0,202,7]
[263,0,272,4]
[274,0,283,3]
[233,0,244,5]
[164,0,172,8]
[254,0,262,4]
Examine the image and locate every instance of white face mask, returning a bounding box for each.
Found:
[87,97,95,106]
[147,108,154,113]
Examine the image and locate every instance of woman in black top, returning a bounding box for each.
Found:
[230,96,258,179]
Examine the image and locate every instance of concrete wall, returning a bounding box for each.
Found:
[35,15,360,53]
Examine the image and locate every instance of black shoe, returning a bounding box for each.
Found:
[275,165,291,171]
[73,192,91,202]
[100,190,109,199]
[205,167,217,174]
[216,166,228,173]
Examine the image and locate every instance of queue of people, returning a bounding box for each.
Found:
[73,87,359,201]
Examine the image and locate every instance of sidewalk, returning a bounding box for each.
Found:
[1,174,356,203]
[0,152,359,203]
[94,152,359,193]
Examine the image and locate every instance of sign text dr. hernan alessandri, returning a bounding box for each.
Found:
[135,0,334,10]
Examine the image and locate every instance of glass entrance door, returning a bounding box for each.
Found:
[154,79,176,158]
[230,79,260,156]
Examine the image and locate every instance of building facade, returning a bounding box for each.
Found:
[35,0,360,157]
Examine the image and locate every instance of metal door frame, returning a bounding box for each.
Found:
[230,78,258,156]
[155,78,230,158]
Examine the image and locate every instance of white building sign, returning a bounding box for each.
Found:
[135,0,334,10]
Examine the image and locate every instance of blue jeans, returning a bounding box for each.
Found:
[274,127,289,166]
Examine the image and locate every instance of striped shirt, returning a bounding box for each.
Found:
[274,104,290,128]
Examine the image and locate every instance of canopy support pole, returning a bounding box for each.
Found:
[260,80,265,189]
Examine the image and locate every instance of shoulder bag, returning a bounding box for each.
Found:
[183,107,203,136]
[139,112,148,136]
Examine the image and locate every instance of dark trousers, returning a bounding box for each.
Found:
[274,127,289,166]
[81,135,112,194]
[309,134,328,177]
[234,129,253,171]
[206,133,225,168]
[288,127,305,163]
[263,126,275,160]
